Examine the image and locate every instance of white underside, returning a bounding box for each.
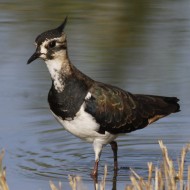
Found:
[52,103,117,144]
[50,91,118,161]
[52,102,118,160]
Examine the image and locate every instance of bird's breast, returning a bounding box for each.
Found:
[53,103,99,141]
[51,103,116,143]
[48,76,89,119]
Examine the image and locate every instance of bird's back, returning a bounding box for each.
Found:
[85,82,180,134]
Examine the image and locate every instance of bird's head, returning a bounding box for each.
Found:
[27,17,68,64]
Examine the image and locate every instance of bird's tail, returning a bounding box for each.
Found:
[160,96,180,113]
[135,94,180,124]
[150,96,180,114]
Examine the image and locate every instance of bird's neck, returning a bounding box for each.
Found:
[45,56,72,93]
[45,55,94,93]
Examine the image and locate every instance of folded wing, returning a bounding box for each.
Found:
[85,82,180,134]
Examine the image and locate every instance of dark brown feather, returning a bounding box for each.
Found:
[85,82,180,134]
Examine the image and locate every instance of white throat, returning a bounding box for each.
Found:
[45,58,70,93]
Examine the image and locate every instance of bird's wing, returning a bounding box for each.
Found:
[85,82,179,134]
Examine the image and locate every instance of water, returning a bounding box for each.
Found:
[0,1,190,189]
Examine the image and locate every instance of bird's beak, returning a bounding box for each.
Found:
[27,49,41,64]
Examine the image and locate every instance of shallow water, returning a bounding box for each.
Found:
[0,1,190,189]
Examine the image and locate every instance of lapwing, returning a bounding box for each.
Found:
[27,17,180,177]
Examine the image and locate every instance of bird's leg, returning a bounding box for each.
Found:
[91,141,103,179]
[110,141,118,171]
[91,159,99,179]
[112,169,118,190]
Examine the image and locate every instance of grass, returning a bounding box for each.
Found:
[0,149,9,190]
[1,141,190,190]
[126,141,190,190]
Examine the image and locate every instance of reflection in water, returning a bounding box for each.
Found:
[0,1,190,190]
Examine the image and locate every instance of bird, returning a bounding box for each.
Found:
[27,17,180,178]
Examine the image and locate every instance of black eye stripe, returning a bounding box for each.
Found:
[60,44,67,49]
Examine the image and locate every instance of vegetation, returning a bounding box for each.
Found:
[0,141,190,190]
[0,150,9,190]
[126,141,190,190]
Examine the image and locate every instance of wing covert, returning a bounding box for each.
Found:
[85,83,148,134]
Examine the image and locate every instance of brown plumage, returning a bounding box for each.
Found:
[85,82,180,134]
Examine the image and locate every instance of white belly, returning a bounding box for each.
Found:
[52,103,117,144]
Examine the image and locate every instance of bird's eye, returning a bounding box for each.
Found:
[49,40,56,48]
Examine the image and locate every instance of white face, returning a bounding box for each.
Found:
[36,35,71,93]
[37,35,67,61]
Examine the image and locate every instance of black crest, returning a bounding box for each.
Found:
[35,17,68,45]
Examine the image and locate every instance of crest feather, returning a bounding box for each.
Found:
[35,17,68,45]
